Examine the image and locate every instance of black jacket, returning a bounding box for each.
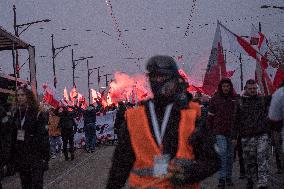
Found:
[106,100,220,188]
[57,110,77,135]
[0,105,13,166]
[12,107,50,168]
[233,95,270,139]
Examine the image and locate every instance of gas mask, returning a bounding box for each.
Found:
[150,76,189,108]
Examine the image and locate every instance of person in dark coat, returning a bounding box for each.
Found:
[11,87,50,189]
[207,78,237,188]
[0,102,8,189]
[83,105,97,152]
[57,106,77,161]
[113,101,126,139]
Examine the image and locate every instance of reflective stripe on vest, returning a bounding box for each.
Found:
[126,104,200,189]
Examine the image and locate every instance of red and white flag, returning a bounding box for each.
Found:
[220,22,260,61]
[42,83,60,108]
[251,26,276,95]
[70,86,78,102]
[203,21,227,96]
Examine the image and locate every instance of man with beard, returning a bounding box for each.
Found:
[207,78,237,188]
[106,55,220,189]
[233,79,270,189]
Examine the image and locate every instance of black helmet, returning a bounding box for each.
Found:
[146,55,179,76]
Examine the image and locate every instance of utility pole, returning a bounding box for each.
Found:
[51,34,56,88]
[87,65,105,104]
[103,73,112,88]
[72,49,75,87]
[13,5,19,78]
[87,60,91,104]
[239,53,244,91]
[72,49,93,87]
[13,4,50,78]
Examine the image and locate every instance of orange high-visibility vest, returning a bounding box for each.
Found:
[126,104,200,189]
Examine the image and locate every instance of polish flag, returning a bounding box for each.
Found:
[220,22,260,61]
[226,70,236,78]
[42,83,60,108]
[63,87,69,101]
[203,21,227,96]
[70,86,78,102]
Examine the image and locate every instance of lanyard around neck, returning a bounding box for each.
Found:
[149,101,173,147]
[19,107,27,129]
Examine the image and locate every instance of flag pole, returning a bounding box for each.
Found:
[239,53,244,91]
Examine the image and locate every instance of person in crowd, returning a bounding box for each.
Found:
[113,101,127,141]
[269,80,284,175]
[106,55,220,189]
[11,87,50,189]
[48,108,62,159]
[207,78,237,188]
[0,101,8,189]
[83,105,97,153]
[233,79,270,189]
[57,106,77,161]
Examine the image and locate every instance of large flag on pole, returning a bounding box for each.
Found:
[203,21,226,96]
[220,22,274,95]
[219,22,260,61]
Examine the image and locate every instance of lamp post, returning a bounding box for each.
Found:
[71,49,93,86]
[13,4,51,77]
[102,73,112,88]
[87,64,105,104]
[51,34,77,88]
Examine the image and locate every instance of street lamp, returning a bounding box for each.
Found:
[87,64,105,104]
[52,34,78,88]
[13,4,51,77]
[71,49,93,86]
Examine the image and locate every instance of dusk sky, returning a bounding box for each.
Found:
[0,0,283,96]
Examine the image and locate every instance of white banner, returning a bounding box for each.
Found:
[96,110,117,142]
[74,116,86,148]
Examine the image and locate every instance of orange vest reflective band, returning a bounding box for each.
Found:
[126,104,200,189]
[189,101,201,118]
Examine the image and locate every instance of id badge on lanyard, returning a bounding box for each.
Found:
[17,109,26,141]
[153,154,170,177]
[17,129,25,141]
[149,101,173,177]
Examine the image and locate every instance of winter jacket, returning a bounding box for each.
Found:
[106,100,220,188]
[207,79,237,136]
[48,114,61,136]
[12,107,50,168]
[0,105,13,166]
[57,110,77,135]
[83,108,96,125]
[233,95,270,139]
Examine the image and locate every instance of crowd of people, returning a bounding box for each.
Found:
[0,87,124,189]
[0,55,283,189]
[107,56,284,189]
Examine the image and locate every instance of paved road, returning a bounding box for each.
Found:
[2,145,284,189]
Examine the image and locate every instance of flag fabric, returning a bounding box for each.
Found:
[42,83,60,108]
[220,22,260,61]
[63,87,69,101]
[202,21,227,96]
[251,27,275,95]
[226,70,236,78]
[70,86,78,102]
